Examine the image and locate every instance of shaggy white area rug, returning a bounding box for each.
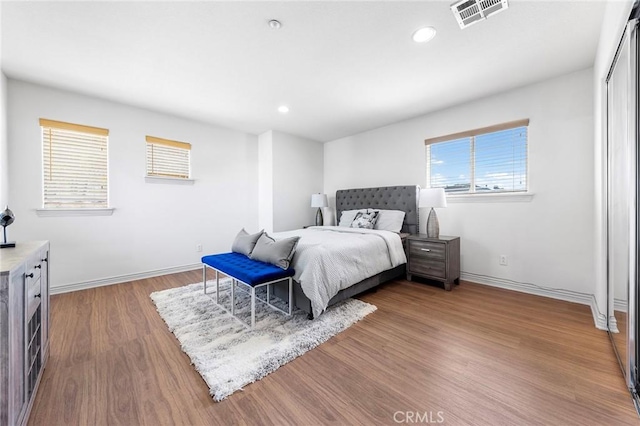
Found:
[150,278,376,401]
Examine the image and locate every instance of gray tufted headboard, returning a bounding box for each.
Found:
[335,185,420,234]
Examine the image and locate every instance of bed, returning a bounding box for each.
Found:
[271,185,420,318]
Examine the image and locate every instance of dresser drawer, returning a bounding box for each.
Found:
[25,260,42,284]
[409,257,446,279]
[408,240,445,260]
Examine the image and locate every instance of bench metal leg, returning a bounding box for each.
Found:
[251,287,256,329]
[215,270,220,304]
[288,277,293,315]
[203,265,207,294]
[231,279,235,316]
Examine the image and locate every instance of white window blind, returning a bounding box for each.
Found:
[40,118,109,209]
[145,136,191,179]
[425,119,529,194]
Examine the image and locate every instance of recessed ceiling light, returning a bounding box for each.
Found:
[268,20,282,29]
[278,105,289,114]
[412,27,437,43]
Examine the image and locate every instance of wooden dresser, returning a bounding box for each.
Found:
[0,241,50,426]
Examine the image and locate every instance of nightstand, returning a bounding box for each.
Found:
[406,234,460,290]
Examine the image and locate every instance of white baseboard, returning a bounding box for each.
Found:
[461,272,608,330]
[614,299,628,313]
[50,263,201,295]
[592,298,609,331]
[609,314,620,333]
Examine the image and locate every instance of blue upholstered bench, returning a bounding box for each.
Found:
[201,252,295,328]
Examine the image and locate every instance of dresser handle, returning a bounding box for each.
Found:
[41,258,48,262]
[34,264,41,269]
[25,273,34,278]
[420,248,431,252]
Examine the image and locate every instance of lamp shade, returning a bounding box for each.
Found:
[419,188,447,208]
[311,193,328,208]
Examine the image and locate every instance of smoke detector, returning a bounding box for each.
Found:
[450,0,509,29]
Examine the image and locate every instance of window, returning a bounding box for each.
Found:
[425,119,529,194]
[40,118,109,209]
[145,136,191,179]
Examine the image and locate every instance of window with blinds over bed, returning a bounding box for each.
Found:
[425,119,529,194]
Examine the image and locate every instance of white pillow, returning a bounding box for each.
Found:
[338,209,363,227]
[374,210,406,233]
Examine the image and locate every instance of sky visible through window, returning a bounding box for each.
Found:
[428,126,527,193]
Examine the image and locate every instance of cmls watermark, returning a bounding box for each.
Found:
[393,411,445,424]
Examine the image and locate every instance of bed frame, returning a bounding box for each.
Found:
[273,185,420,318]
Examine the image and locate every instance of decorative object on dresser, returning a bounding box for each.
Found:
[0,241,50,426]
[419,188,447,238]
[150,278,376,401]
[311,193,328,226]
[406,234,460,290]
[0,206,16,248]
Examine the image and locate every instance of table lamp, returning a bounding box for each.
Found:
[0,206,16,248]
[419,188,447,238]
[311,194,328,226]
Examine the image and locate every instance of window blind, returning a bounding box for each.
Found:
[40,118,109,208]
[145,136,191,179]
[425,120,528,194]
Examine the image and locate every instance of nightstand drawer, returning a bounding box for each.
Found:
[409,258,446,279]
[408,240,445,259]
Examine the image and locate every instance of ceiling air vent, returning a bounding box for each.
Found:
[450,0,509,29]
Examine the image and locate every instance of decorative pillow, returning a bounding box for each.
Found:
[250,233,300,269]
[374,210,406,233]
[338,209,363,227]
[350,210,380,229]
[231,228,263,256]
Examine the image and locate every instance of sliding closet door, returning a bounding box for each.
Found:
[630,20,639,392]
[607,19,638,391]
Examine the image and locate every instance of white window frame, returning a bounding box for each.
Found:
[145,135,194,185]
[37,118,114,216]
[424,119,533,203]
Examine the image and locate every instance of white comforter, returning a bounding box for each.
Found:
[273,226,407,318]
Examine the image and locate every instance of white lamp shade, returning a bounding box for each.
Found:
[311,193,328,208]
[419,188,447,208]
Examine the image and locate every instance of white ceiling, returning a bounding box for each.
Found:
[1,1,606,142]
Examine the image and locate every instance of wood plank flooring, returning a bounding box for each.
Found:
[28,271,639,425]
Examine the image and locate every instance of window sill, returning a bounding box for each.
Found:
[446,192,534,203]
[145,176,195,185]
[36,208,115,217]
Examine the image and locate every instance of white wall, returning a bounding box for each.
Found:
[593,0,635,327]
[8,80,259,290]
[258,130,324,232]
[0,72,7,208]
[258,130,274,233]
[325,68,595,298]
[272,131,324,231]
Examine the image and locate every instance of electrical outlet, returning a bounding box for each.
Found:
[499,255,508,266]
[196,244,203,252]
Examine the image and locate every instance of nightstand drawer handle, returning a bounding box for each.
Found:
[420,248,431,252]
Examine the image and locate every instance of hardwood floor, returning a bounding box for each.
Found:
[29,271,639,425]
